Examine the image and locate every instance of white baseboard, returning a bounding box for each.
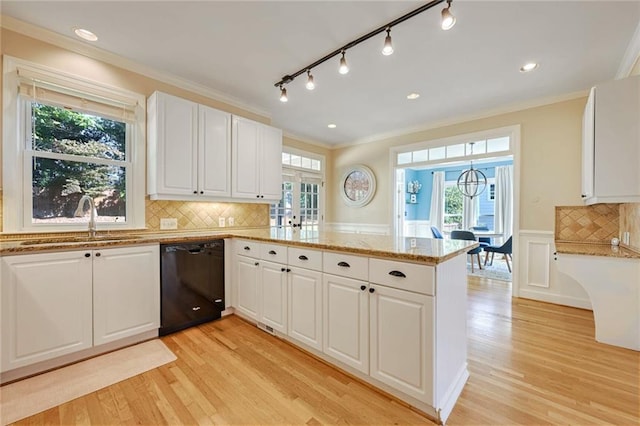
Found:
[519,288,592,310]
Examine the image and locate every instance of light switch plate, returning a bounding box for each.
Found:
[219,217,226,227]
[160,218,178,230]
[228,217,235,226]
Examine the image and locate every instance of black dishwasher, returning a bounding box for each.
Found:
[160,240,224,336]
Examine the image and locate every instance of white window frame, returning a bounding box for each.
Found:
[2,56,146,233]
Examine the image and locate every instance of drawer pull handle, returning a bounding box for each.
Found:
[281,267,286,272]
[338,261,350,268]
[360,285,367,291]
[298,255,309,261]
[269,250,277,255]
[254,262,259,266]
[244,246,251,251]
[192,306,201,311]
[388,270,406,278]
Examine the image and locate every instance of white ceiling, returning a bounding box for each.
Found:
[2,1,639,146]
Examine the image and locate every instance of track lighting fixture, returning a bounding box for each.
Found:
[274,0,457,101]
[382,27,394,56]
[305,70,315,90]
[441,0,456,30]
[338,51,350,75]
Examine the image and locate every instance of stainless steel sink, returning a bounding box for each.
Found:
[20,235,140,245]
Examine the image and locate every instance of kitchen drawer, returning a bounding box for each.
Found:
[234,240,261,258]
[369,258,434,296]
[323,251,368,281]
[260,243,287,264]
[288,246,322,271]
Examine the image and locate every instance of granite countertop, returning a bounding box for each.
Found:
[555,241,640,259]
[0,228,478,265]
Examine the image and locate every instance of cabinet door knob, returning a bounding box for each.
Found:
[286,268,291,272]
[388,270,406,278]
[254,262,259,266]
[200,191,204,194]
[260,195,264,198]
[369,287,375,293]
[193,190,198,194]
[360,285,366,291]
[281,267,286,272]
[84,253,90,258]
[95,252,101,257]
[256,195,260,198]
[337,261,350,268]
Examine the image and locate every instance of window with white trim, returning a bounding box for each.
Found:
[2,57,146,232]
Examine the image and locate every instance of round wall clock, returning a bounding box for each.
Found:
[341,165,376,207]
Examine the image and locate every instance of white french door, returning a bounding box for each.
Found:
[271,172,322,237]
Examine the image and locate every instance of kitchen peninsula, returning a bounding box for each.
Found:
[0,230,477,424]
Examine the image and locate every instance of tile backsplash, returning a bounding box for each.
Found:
[555,204,620,243]
[145,199,269,231]
[0,192,270,234]
[620,203,640,252]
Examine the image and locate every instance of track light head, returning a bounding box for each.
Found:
[305,70,315,90]
[441,0,456,30]
[279,85,288,102]
[382,27,394,56]
[339,51,349,75]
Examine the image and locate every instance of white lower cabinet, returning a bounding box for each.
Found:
[369,284,433,403]
[258,260,287,333]
[288,267,323,351]
[1,251,93,372]
[1,245,160,373]
[235,254,260,320]
[93,245,160,346]
[322,274,369,373]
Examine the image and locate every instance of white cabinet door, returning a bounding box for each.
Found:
[259,260,287,333]
[232,116,283,201]
[235,255,260,320]
[259,124,283,201]
[369,284,434,404]
[93,245,160,346]
[149,91,198,197]
[199,105,232,197]
[322,274,369,373]
[288,267,322,350]
[232,116,260,199]
[581,87,595,200]
[1,251,93,372]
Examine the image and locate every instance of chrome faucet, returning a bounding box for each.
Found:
[74,195,98,238]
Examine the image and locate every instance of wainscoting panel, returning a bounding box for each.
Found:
[518,230,592,310]
[324,222,391,235]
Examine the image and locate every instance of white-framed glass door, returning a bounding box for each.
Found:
[271,172,322,238]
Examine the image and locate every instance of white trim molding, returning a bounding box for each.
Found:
[325,222,391,236]
[616,19,640,79]
[517,230,591,310]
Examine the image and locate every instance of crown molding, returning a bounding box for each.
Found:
[334,90,588,150]
[282,130,333,150]
[617,19,640,78]
[0,14,271,119]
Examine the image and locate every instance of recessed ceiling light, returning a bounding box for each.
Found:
[74,28,98,42]
[407,93,420,100]
[327,124,337,129]
[520,62,539,73]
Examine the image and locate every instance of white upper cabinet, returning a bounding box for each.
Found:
[232,116,283,201]
[147,91,231,200]
[582,75,640,204]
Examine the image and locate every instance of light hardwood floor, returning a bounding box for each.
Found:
[9,276,640,425]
